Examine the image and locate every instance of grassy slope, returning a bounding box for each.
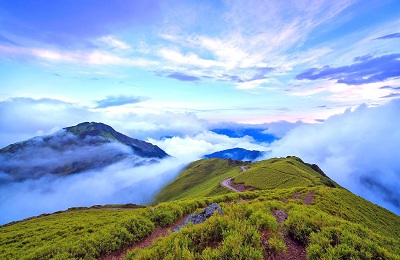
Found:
[154,158,242,203]
[233,156,339,189]
[1,157,399,259]
[1,188,399,259]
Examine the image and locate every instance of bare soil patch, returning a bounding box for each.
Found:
[99,215,188,260]
[263,209,307,260]
[302,190,315,205]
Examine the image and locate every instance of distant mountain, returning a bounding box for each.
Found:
[64,122,168,158]
[0,122,168,182]
[210,128,278,143]
[204,148,263,161]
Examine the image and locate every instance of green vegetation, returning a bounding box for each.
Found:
[154,158,243,203]
[1,157,399,259]
[0,209,154,259]
[233,156,339,190]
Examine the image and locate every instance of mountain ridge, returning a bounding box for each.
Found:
[0,122,168,181]
[63,122,168,158]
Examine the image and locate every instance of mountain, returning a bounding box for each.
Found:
[204,147,264,161]
[0,122,168,182]
[63,122,168,158]
[210,128,278,143]
[155,156,337,204]
[1,157,399,259]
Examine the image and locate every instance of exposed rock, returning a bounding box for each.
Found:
[273,210,288,223]
[173,203,223,232]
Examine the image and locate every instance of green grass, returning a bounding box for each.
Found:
[154,158,243,203]
[0,209,155,259]
[1,186,399,259]
[233,156,339,190]
[127,191,400,259]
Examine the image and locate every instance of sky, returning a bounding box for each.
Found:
[1,1,400,219]
[1,0,399,128]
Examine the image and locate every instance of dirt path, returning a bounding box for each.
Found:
[263,210,306,260]
[220,165,252,192]
[100,215,188,260]
[220,177,243,192]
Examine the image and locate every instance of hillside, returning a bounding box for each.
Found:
[232,156,339,190]
[154,158,245,203]
[204,148,264,161]
[0,122,168,181]
[1,157,399,259]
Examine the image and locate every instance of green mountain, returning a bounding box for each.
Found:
[0,122,168,181]
[154,158,246,203]
[1,157,399,259]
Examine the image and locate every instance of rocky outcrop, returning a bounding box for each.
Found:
[173,203,223,232]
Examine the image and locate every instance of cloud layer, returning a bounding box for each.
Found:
[266,99,400,214]
[0,154,185,225]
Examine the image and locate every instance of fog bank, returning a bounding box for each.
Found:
[0,156,185,225]
[266,99,400,215]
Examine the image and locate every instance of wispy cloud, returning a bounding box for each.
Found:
[95,95,149,108]
[380,85,400,90]
[0,45,156,66]
[296,54,400,85]
[95,35,131,50]
[374,32,400,40]
[381,93,400,99]
[149,0,353,89]
[167,72,200,82]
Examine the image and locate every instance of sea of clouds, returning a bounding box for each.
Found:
[0,97,399,224]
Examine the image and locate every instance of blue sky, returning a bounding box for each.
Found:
[1,0,399,128]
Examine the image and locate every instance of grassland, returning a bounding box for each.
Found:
[154,158,243,203]
[233,156,339,190]
[1,157,399,259]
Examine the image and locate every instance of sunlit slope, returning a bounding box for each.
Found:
[154,158,243,203]
[233,156,339,189]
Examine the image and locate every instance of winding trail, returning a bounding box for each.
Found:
[220,166,248,192]
[220,178,242,192]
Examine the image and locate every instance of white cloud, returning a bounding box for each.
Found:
[96,35,131,50]
[0,45,156,66]
[0,98,208,147]
[0,157,185,225]
[149,131,266,162]
[158,48,220,68]
[265,99,400,214]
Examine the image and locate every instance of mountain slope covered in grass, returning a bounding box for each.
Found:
[233,156,339,189]
[1,157,399,259]
[154,158,245,203]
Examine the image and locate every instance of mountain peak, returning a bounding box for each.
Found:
[64,122,118,140]
[64,122,168,159]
